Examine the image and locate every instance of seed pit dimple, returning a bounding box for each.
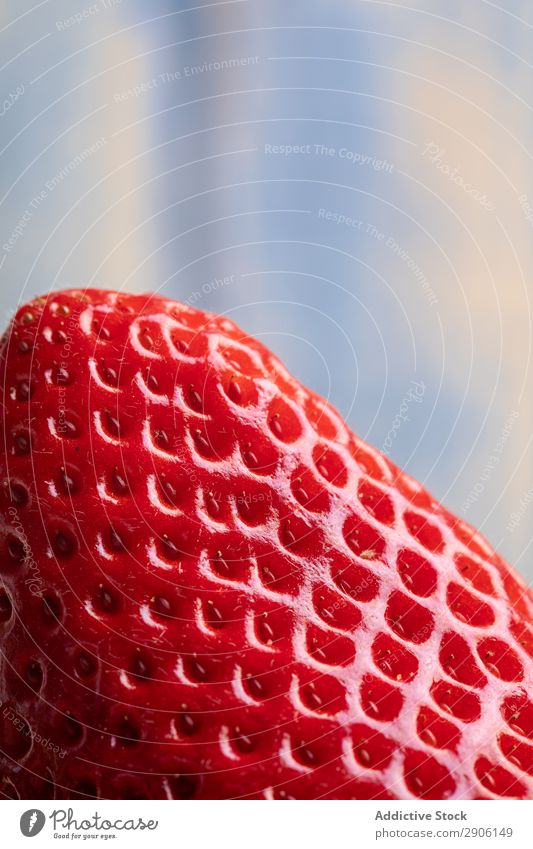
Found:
[332,561,380,603]
[192,428,214,458]
[0,708,32,759]
[343,516,385,561]
[304,395,339,440]
[290,469,330,513]
[438,632,487,688]
[454,554,496,596]
[51,528,78,559]
[42,593,63,625]
[99,362,119,387]
[0,589,13,623]
[51,302,71,317]
[446,582,495,628]
[3,480,30,507]
[358,479,395,525]
[51,364,72,386]
[306,623,355,666]
[236,488,272,525]
[502,693,533,740]
[478,637,524,682]
[372,632,418,683]
[205,600,225,629]
[241,441,279,476]
[267,398,301,443]
[403,749,456,799]
[187,385,204,412]
[499,734,533,777]
[108,524,128,553]
[139,328,155,350]
[475,755,526,798]
[154,428,171,451]
[51,329,68,345]
[92,320,111,341]
[233,727,256,754]
[243,674,266,701]
[94,585,120,615]
[158,534,181,562]
[58,465,81,496]
[352,723,394,771]
[259,556,302,596]
[226,375,242,403]
[62,713,84,746]
[151,596,174,620]
[13,378,35,402]
[279,515,319,556]
[177,709,199,736]
[18,338,33,355]
[350,438,387,481]
[75,650,98,679]
[360,674,403,722]
[184,657,209,683]
[205,491,221,519]
[385,591,434,644]
[299,675,346,715]
[111,466,130,496]
[113,715,141,747]
[396,548,437,597]
[25,660,43,691]
[156,474,181,506]
[416,706,460,751]
[171,333,190,354]
[56,413,80,439]
[132,650,152,680]
[404,510,444,553]
[312,585,362,632]
[220,344,256,375]
[431,680,481,723]
[6,535,26,564]
[143,368,159,393]
[11,427,33,458]
[171,775,199,800]
[102,409,122,439]
[313,444,348,487]
[292,741,317,767]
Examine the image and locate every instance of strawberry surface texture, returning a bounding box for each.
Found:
[1,288,533,801]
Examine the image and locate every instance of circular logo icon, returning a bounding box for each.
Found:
[20,810,46,837]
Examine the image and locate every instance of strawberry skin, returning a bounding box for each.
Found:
[1,288,533,801]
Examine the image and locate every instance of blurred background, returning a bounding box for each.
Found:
[1,0,532,579]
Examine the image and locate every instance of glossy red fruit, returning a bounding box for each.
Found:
[1,289,532,800]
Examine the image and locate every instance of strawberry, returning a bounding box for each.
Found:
[1,288,533,801]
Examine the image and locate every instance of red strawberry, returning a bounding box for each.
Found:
[1,288,533,800]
